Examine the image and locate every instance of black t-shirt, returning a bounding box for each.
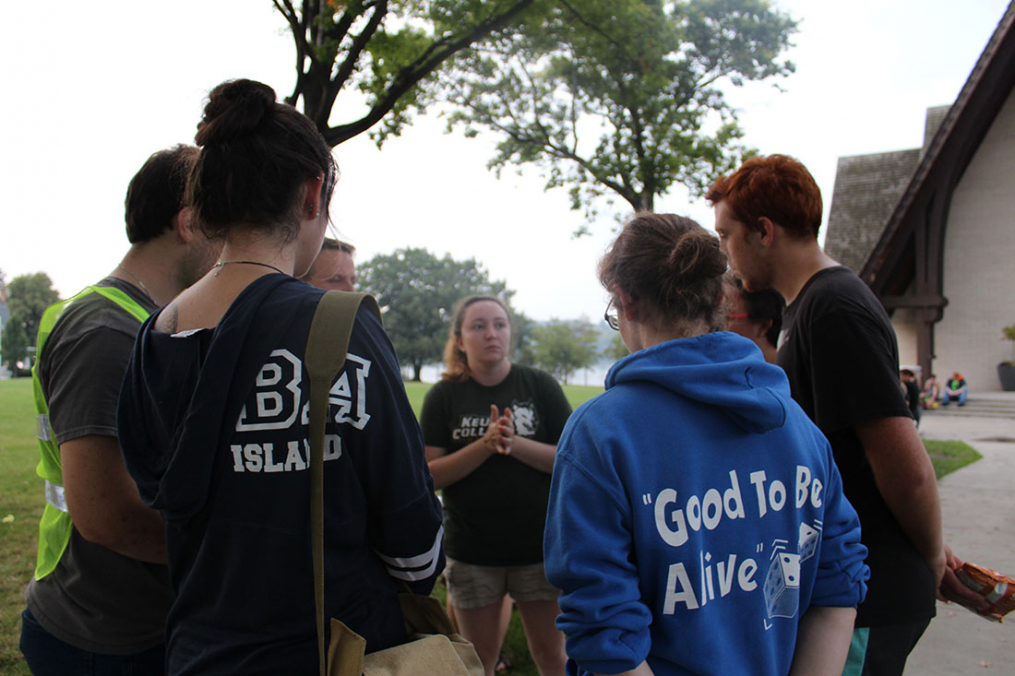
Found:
[777,266,936,627]
[946,377,966,392]
[420,364,572,565]
[904,380,921,417]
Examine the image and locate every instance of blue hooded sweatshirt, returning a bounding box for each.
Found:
[544,332,868,676]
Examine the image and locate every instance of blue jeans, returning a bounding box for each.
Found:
[19,607,165,676]
[942,390,967,405]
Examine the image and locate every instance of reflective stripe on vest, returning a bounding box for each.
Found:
[31,286,150,580]
[37,413,52,441]
[45,481,68,513]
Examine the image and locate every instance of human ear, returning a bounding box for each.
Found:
[173,207,197,242]
[303,173,325,220]
[618,290,639,322]
[756,217,776,247]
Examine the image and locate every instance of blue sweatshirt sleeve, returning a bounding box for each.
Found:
[811,438,869,608]
[544,410,653,675]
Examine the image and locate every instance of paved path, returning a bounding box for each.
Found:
[905,411,1015,674]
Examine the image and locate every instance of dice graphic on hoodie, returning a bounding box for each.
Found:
[764,552,801,619]
[798,523,820,563]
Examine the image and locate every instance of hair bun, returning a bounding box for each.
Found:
[195,79,276,147]
[667,229,727,280]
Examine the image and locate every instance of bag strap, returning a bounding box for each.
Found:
[305,291,381,676]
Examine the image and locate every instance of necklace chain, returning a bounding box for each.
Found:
[116,265,150,297]
[213,260,287,276]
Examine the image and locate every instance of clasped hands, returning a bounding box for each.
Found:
[482,404,515,455]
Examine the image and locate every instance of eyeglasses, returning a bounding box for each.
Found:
[727,313,749,320]
[604,299,620,331]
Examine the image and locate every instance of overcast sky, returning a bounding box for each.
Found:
[1,0,1010,323]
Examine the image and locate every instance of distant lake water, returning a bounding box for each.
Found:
[404,361,616,387]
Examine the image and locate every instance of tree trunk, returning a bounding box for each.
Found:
[638,191,654,213]
[412,361,423,382]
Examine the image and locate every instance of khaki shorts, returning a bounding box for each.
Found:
[444,558,560,609]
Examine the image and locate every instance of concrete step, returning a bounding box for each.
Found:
[925,409,1015,419]
[923,402,1015,419]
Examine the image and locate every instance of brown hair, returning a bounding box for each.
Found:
[441,295,512,382]
[321,237,355,255]
[188,79,338,242]
[124,145,198,244]
[706,154,822,239]
[599,212,728,333]
[731,276,785,347]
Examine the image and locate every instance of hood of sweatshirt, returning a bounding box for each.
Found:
[605,332,790,434]
[119,274,319,519]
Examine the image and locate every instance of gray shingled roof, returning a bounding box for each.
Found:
[922,105,952,156]
[823,149,921,272]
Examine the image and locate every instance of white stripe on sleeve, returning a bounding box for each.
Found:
[375,526,444,581]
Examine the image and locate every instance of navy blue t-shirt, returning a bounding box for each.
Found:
[119,275,444,675]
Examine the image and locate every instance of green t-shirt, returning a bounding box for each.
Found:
[420,364,572,565]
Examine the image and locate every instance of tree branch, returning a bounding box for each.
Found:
[325,1,388,109]
[322,0,536,145]
[558,0,630,59]
[274,0,312,106]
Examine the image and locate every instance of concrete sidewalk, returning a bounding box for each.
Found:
[904,412,1015,674]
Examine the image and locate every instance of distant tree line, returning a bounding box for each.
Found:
[0,258,622,385]
[358,247,624,383]
[0,271,60,377]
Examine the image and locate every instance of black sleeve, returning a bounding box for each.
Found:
[351,310,444,594]
[419,382,452,448]
[537,370,573,443]
[806,310,912,432]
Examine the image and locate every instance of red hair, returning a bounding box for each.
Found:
[706,154,823,239]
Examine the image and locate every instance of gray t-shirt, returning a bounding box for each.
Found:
[26,277,174,654]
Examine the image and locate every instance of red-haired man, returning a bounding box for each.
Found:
[708,155,984,675]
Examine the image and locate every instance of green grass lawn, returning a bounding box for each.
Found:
[924,439,983,480]
[0,378,40,676]
[0,377,984,674]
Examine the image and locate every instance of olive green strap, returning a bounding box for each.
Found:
[305,291,381,676]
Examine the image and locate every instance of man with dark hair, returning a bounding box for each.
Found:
[726,276,784,364]
[20,145,220,674]
[708,154,984,675]
[301,237,357,292]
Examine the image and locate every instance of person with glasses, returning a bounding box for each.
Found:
[708,155,987,674]
[421,295,571,676]
[545,212,870,675]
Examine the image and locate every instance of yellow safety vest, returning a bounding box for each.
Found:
[31,286,149,580]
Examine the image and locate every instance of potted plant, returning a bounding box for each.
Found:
[1000,323,1015,391]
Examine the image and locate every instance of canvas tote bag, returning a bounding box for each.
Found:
[305,291,483,676]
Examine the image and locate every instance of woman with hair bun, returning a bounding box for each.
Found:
[421,294,571,676]
[543,213,869,676]
[117,79,443,674]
